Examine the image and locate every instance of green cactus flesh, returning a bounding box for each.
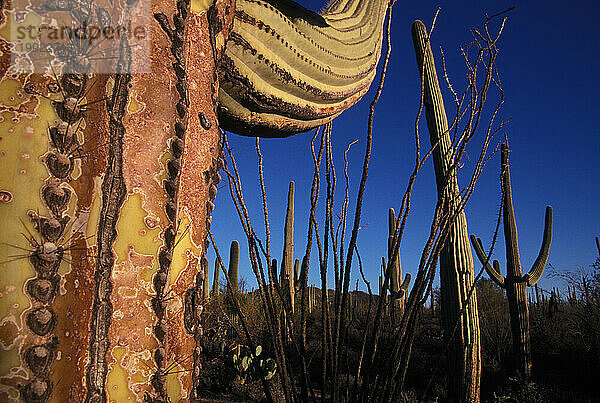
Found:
[0,0,394,398]
[282,181,295,312]
[412,19,481,402]
[229,241,240,293]
[218,0,392,137]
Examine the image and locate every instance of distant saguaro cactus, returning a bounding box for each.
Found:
[202,257,210,300]
[412,20,481,401]
[213,257,221,295]
[387,208,411,314]
[282,181,295,312]
[228,240,240,293]
[470,143,553,378]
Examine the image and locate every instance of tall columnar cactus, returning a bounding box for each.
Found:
[470,143,553,378]
[381,255,411,316]
[308,286,314,314]
[387,208,411,314]
[379,263,385,297]
[282,181,295,312]
[294,258,301,292]
[412,20,481,402]
[213,256,221,295]
[228,240,240,293]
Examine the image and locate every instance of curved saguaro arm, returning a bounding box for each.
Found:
[397,273,411,299]
[595,236,600,255]
[523,206,553,286]
[218,0,393,137]
[470,235,506,288]
[471,148,553,288]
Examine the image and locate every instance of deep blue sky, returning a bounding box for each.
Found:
[209,0,600,295]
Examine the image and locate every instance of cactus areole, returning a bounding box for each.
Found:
[0,0,392,400]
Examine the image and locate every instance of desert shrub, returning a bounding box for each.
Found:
[476,279,511,374]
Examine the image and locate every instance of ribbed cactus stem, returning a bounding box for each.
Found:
[388,208,400,294]
[294,258,300,292]
[379,260,385,297]
[470,143,553,379]
[272,258,279,284]
[228,240,239,293]
[596,236,600,256]
[398,273,411,299]
[213,256,221,295]
[388,207,409,314]
[412,20,481,402]
[202,257,210,301]
[282,181,295,312]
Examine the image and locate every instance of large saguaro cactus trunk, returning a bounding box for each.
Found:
[0,0,227,399]
[412,20,481,402]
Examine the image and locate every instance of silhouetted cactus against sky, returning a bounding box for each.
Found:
[282,182,295,312]
[471,143,553,378]
[386,208,411,315]
[213,256,221,296]
[229,240,240,293]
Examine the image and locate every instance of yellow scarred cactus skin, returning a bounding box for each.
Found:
[0,0,220,399]
[0,0,392,399]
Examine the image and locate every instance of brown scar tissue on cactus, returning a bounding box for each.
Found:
[0,0,393,400]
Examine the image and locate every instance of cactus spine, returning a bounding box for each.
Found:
[282,181,295,312]
[412,20,481,401]
[228,240,240,293]
[470,143,553,378]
